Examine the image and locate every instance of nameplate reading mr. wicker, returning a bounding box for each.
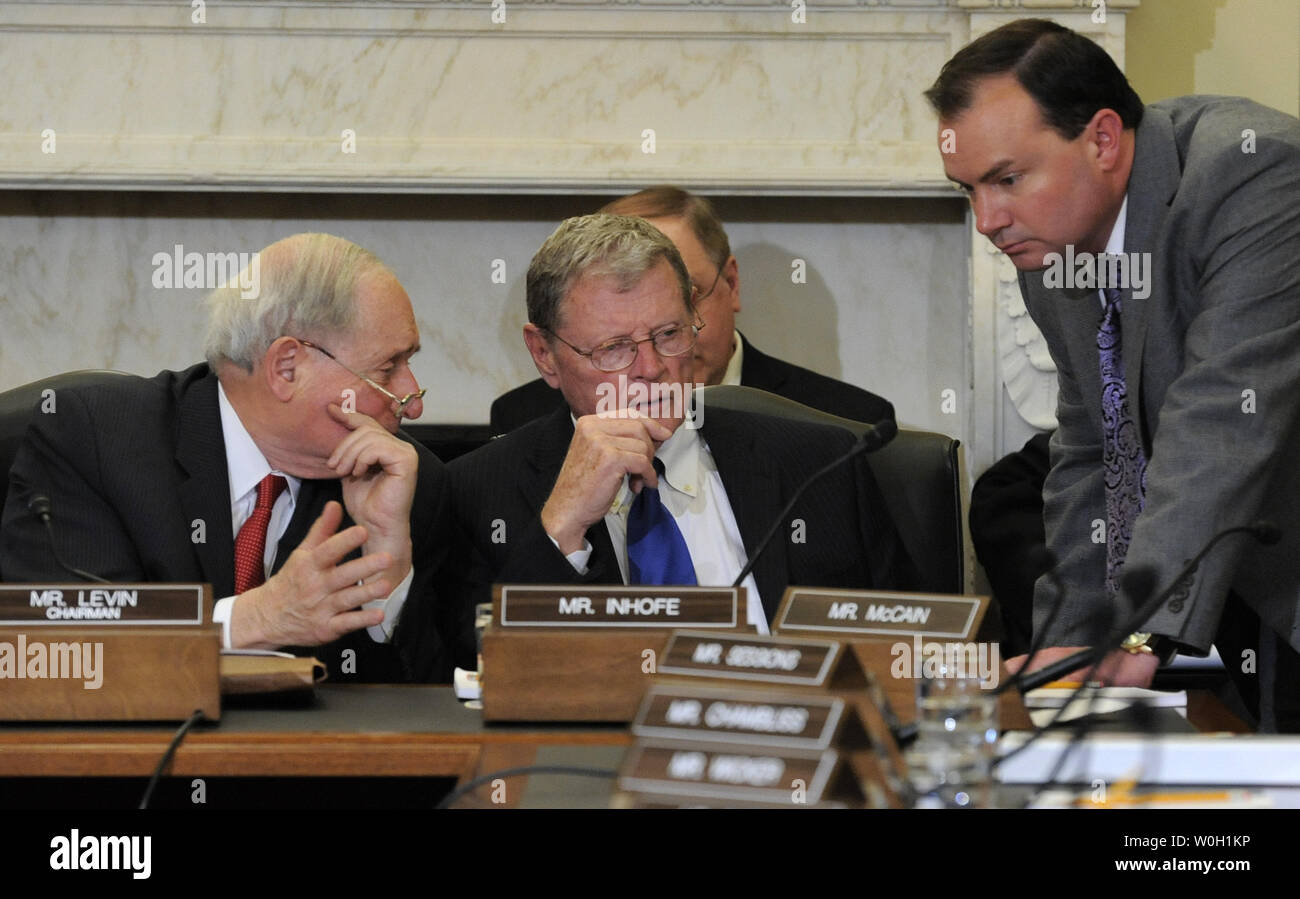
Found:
[774,589,984,640]
[497,585,739,628]
[619,743,840,804]
[0,584,206,626]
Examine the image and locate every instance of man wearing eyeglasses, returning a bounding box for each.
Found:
[443,214,912,652]
[489,187,896,434]
[1,233,456,682]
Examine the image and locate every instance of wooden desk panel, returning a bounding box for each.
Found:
[0,685,632,781]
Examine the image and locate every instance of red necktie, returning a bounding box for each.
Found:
[233,474,288,594]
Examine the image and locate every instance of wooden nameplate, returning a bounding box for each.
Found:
[0,584,220,721]
[771,587,1028,728]
[481,584,747,722]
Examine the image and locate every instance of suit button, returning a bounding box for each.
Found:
[1168,600,1184,613]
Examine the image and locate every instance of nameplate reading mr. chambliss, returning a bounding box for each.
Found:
[0,584,205,626]
[497,585,739,628]
[633,684,845,751]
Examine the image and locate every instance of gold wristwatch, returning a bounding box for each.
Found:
[1122,632,1177,665]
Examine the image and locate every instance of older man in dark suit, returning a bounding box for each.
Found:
[489,188,896,434]
[444,214,914,664]
[930,20,1300,728]
[1,233,455,682]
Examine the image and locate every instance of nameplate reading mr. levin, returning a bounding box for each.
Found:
[0,585,205,626]
[498,585,739,628]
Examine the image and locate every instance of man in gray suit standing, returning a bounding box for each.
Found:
[927,19,1300,729]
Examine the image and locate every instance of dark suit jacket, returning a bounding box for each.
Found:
[969,431,1051,657]
[0,364,455,682]
[1020,97,1300,654]
[442,404,915,662]
[488,333,896,434]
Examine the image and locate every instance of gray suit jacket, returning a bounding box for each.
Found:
[1022,96,1300,654]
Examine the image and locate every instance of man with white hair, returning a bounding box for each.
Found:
[1,233,456,682]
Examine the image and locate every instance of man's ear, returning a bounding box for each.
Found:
[262,336,301,402]
[522,324,562,389]
[722,255,741,313]
[1088,107,1125,171]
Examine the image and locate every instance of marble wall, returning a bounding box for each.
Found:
[0,0,1138,484]
[0,191,968,435]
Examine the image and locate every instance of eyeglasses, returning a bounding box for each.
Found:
[694,265,724,303]
[296,338,427,417]
[545,321,703,373]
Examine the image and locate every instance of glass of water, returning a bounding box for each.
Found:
[906,665,999,808]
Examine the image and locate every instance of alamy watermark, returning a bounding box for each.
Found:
[594,375,705,429]
[152,244,260,298]
[1041,247,1152,300]
[890,635,1001,689]
[0,634,103,689]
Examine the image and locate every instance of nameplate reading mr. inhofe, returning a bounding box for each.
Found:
[498,585,738,627]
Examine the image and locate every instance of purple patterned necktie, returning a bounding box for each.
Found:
[1099,286,1148,601]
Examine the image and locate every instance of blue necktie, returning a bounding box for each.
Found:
[1099,286,1148,602]
[626,458,698,586]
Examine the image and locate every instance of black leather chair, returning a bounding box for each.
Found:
[0,370,135,579]
[697,384,966,594]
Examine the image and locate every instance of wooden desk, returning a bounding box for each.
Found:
[0,685,631,808]
[0,685,1249,808]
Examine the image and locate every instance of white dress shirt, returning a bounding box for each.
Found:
[721,333,744,387]
[552,419,768,633]
[210,384,411,648]
[1099,194,1129,307]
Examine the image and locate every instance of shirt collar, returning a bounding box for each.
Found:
[721,332,743,387]
[217,381,301,507]
[575,413,704,516]
[1105,194,1128,257]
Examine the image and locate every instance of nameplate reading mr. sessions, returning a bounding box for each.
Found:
[633,685,845,751]
[0,584,206,626]
[497,585,739,628]
[658,631,841,686]
[774,589,983,640]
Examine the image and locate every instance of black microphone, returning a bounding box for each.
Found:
[731,418,897,588]
[26,493,111,584]
[1013,520,1281,693]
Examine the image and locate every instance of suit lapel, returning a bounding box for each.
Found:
[1122,106,1181,454]
[523,407,619,579]
[174,372,237,598]
[737,333,789,394]
[701,408,787,620]
[271,478,352,576]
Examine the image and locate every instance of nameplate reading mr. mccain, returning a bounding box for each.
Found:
[498,585,739,628]
[775,589,981,640]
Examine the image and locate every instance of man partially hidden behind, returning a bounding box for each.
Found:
[444,214,914,662]
[928,19,1300,728]
[489,187,896,434]
[1,234,457,682]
